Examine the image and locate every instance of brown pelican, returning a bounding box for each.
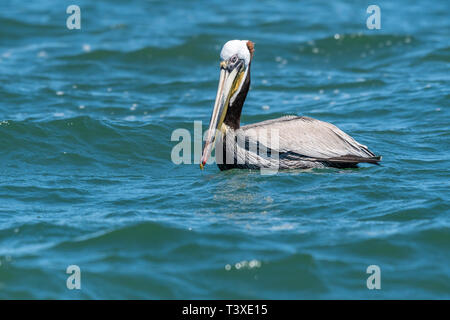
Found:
[200,40,381,171]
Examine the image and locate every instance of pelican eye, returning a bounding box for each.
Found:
[227,55,244,71]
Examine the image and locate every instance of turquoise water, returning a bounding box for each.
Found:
[0,0,449,299]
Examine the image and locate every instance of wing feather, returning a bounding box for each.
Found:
[241,116,378,161]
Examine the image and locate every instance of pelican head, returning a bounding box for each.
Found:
[200,40,254,169]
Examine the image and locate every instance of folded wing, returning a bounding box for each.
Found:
[241,116,381,164]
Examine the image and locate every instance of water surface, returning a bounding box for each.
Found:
[0,0,449,299]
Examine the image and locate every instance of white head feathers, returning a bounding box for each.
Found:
[220,40,251,66]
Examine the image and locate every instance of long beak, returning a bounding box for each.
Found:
[200,63,241,169]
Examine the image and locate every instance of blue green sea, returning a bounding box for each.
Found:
[0,0,449,299]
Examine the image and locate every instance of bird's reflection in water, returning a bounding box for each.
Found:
[212,171,259,205]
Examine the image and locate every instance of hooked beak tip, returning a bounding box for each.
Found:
[199,162,205,170]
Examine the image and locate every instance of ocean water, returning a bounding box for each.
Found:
[0,0,449,299]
